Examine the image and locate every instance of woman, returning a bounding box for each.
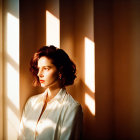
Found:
[18,45,83,140]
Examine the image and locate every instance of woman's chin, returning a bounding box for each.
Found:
[40,83,46,87]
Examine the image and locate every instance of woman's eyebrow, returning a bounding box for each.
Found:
[44,66,52,68]
[37,65,53,69]
[37,66,51,68]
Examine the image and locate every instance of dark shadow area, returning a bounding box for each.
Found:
[75,79,96,140]
[20,0,46,113]
[60,0,96,139]
[94,0,114,139]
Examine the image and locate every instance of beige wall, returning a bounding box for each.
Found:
[20,0,96,140]
[94,0,114,139]
[20,0,45,115]
[131,1,140,139]
[60,1,96,139]
[113,1,133,139]
[20,0,60,114]
[95,0,140,139]
[1,0,140,139]
[113,0,140,139]
[19,0,140,140]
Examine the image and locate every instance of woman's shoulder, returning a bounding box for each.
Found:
[61,91,83,120]
[24,93,44,108]
[63,91,82,110]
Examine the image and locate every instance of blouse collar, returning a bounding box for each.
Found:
[41,88,66,104]
[47,88,66,104]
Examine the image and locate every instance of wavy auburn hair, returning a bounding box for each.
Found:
[30,45,76,87]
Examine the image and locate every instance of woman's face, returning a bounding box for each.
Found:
[37,56,59,88]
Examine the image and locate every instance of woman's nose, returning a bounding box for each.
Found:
[38,69,43,77]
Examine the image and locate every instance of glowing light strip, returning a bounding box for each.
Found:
[85,93,95,115]
[85,37,95,116]
[46,11,60,48]
[7,13,19,109]
[5,12,20,140]
[85,37,95,93]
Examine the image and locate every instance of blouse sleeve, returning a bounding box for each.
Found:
[18,98,31,140]
[60,104,83,140]
[18,112,25,140]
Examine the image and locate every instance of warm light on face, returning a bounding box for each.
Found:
[85,37,95,116]
[46,11,60,48]
[37,57,59,88]
[85,93,95,115]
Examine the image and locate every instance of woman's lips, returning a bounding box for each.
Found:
[40,80,45,83]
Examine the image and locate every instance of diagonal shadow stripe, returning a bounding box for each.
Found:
[5,54,19,72]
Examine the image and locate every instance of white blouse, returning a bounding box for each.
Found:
[18,88,83,140]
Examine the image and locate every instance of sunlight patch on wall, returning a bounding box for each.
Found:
[7,107,20,140]
[85,37,95,92]
[85,37,95,115]
[6,12,19,110]
[7,13,19,64]
[85,93,95,115]
[4,12,20,140]
[6,63,19,109]
[46,11,60,48]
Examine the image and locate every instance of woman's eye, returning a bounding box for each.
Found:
[44,67,49,70]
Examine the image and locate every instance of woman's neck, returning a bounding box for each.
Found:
[44,84,62,101]
[44,79,63,101]
[48,87,61,100]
